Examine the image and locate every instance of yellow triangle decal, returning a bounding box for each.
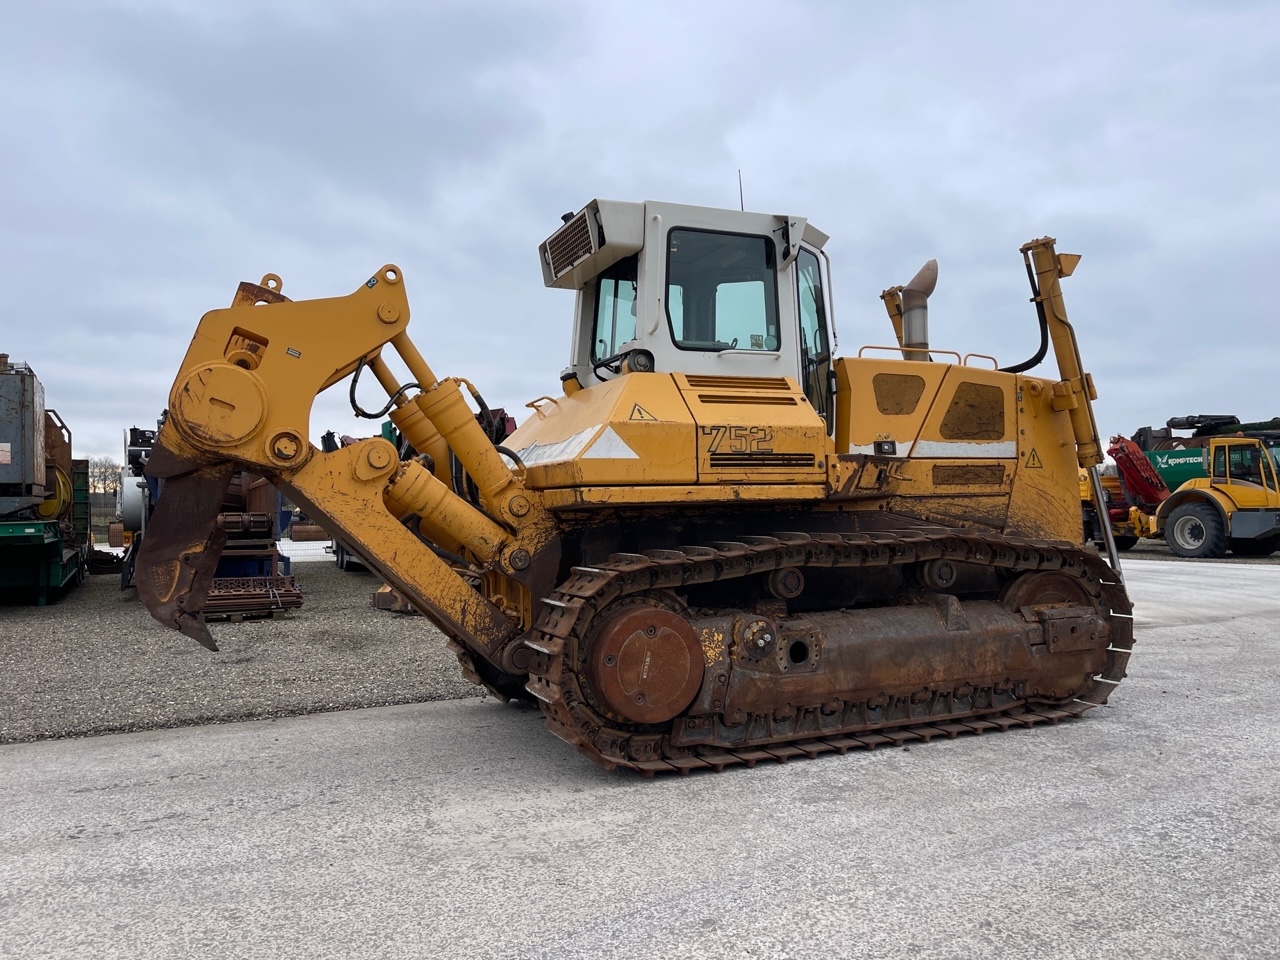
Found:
[629,404,658,422]
[1025,448,1043,468]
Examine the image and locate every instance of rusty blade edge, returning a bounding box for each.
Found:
[136,442,236,652]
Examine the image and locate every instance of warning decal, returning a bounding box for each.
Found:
[1025,448,1043,468]
[629,404,658,422]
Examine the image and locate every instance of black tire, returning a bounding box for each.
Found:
[1231,536,1279,558]
[1113,536,1139,552]
[1165,501,1228,559]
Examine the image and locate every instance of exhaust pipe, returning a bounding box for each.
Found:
[901,259,937,362]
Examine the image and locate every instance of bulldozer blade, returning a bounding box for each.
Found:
[136,446,235,651]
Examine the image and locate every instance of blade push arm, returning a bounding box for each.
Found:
[138,266,553,665]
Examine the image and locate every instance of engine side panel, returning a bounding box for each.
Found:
[505,374,697,488]
[507,372,831,494]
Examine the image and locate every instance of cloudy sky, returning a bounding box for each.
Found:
[2,0,1276,460]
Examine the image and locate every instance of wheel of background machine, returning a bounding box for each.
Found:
[1112,536,1138,552]
[1165,502,1228,559]
[1230,536,1279,558]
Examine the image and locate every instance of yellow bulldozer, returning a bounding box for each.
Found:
[136,200,1132,775]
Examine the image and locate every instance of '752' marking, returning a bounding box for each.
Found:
[700,425,774,454]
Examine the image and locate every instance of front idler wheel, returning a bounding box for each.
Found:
[585,604,705,726]
[999,570,1096,613]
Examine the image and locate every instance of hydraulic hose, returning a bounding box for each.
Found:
[999,260,1050,374]
[349,357,421,419]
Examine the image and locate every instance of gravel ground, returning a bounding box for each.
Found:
[2,541,1273,746]
[0,563,482,743]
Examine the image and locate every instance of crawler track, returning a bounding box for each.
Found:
[520,530,1133,775]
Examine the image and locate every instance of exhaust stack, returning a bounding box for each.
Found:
[901,259,937,362]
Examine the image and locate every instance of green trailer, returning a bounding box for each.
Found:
[0,518,86,604]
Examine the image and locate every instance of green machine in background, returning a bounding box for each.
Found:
[1133,415,1280,489]
[0,354,90,604]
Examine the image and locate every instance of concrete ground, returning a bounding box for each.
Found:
[1125,537,1280,565]
[2,559,1278,959]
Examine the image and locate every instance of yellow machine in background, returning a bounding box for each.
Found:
[137,200,1132,774]
[1081,435,1280,559]
[1156,436,1280,557]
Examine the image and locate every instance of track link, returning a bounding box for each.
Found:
[523,530,1133,776]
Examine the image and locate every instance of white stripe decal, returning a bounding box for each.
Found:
[513,426,599,467]
[909,440,1017,458]
[581,425,640,460]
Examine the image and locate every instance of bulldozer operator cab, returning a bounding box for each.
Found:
[543,200,837,430]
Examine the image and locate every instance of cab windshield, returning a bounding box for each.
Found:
[665,229,779,352]
[1214,442,1279,489]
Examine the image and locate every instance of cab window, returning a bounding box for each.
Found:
[1211,446,1226,479]
[796,248,832,426]
[592,255,638,362]
[1228,444,1266,486]
[1263,449,1279,490]
[666,229,778,351]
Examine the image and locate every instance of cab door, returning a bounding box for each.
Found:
[1211,441,1275,508]
[794,246,834,433]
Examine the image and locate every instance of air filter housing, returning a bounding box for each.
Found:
[539,199,645,290]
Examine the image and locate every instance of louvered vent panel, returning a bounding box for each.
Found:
[709,453,816,468]
[547,213,594,278]
[696,394,798,405]
[683,375,793,391]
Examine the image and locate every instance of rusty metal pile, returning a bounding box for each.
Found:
[203,575,303,621]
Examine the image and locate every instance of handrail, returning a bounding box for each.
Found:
[525,396,561,417]
[45,407,72,446]
[714,349,782,359]
[856,344,962,363]
[854,345,1001,368]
